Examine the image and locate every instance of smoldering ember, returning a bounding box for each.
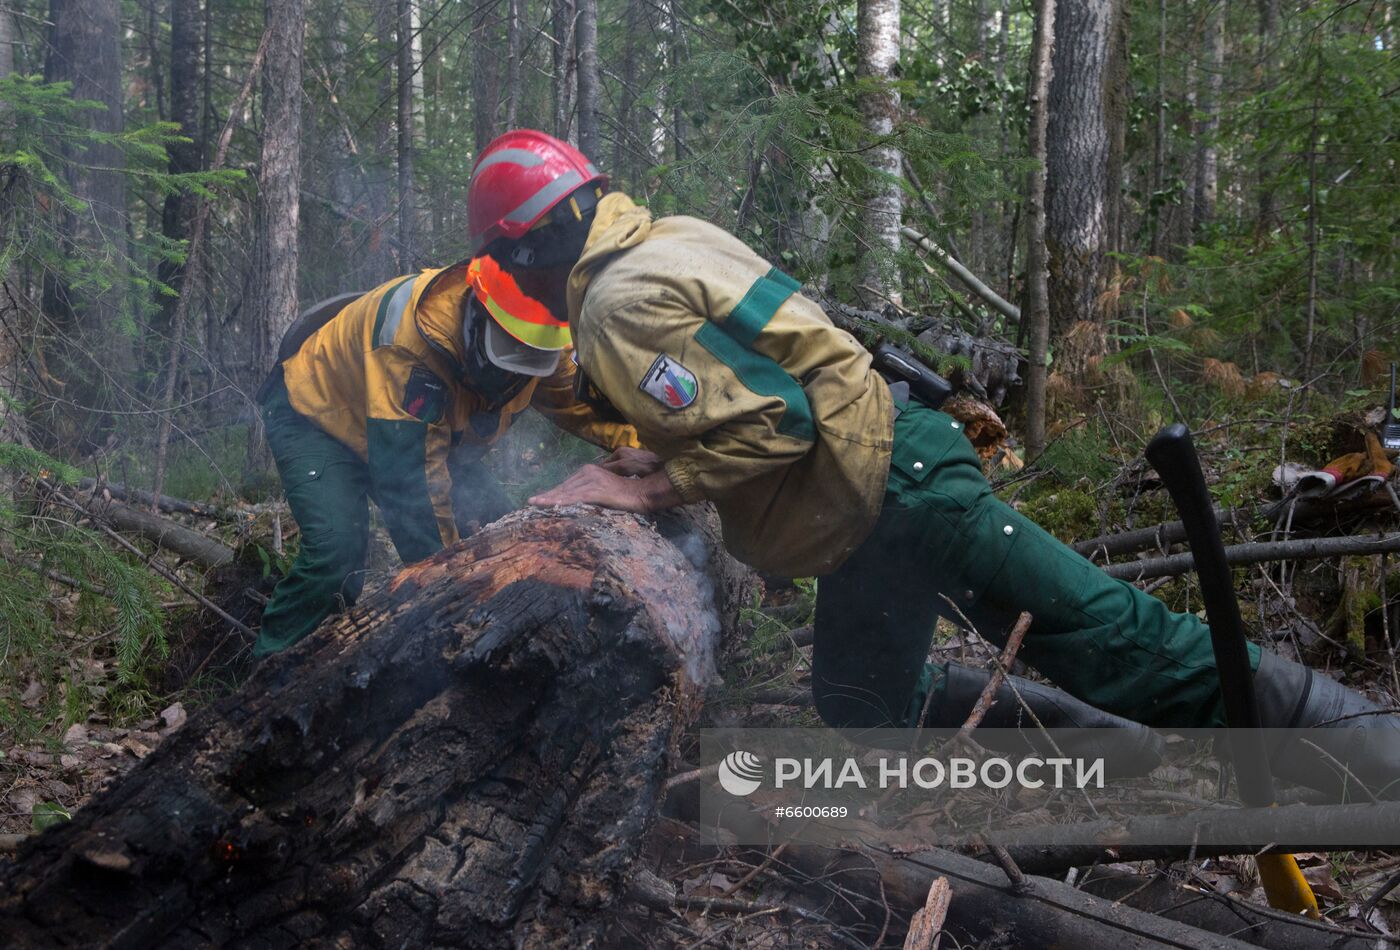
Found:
[2,1,1399,949]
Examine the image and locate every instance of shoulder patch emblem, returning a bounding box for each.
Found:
[640,353,699,410]
[403,366,448,424]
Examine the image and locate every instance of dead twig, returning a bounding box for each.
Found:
[953,611,1033,743]
[1104,532,1400,580]
[902,875,950,950]
[722,842,790,898]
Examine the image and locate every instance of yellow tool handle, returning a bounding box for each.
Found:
[1258,852,1320,919]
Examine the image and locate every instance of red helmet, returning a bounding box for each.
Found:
[467,129,608,253]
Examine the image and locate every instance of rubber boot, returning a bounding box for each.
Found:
[1254,650,1400,800]
[924,662,1166,777]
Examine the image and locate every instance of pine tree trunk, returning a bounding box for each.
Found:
[1149,0,1166,257]
[0,3,12,77]
[473,0,504,152]
[1044,0,1122,335]
[0,506,754,948]
[1025,0,1056,459]
[43,0,132,438]
[396,0,418,266]
[613,0,640,183]
[856,0,903,306]
[251,0,304,385]
[0,3,27,449]
[157,0,203,334]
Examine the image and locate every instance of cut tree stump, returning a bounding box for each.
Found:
[0,505,754,948]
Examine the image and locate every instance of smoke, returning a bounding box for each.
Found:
[668,526,721,686]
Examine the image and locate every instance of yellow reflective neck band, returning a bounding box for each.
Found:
[479,291,571,350]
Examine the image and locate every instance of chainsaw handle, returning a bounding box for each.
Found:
[1145,423,1275,806]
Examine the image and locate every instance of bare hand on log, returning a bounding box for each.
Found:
[596,446,665,477]
[530,463,682,513]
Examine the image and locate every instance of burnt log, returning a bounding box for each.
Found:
[0,505,753,948]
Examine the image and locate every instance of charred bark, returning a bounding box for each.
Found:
[0,506,752,948]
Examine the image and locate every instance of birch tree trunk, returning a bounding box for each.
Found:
[802,12,841,289]
[856,0,903,306]
[1256,0,1280,232]
[1044,0,1121,334]
[1193,0,1224,236]
[251,0,304,383]
[551,0,576,142]
[667,0,686,160]
[505,0,523,128]
[1025,0,1056,459]
[575,0,599,158]
[396,0,418,265]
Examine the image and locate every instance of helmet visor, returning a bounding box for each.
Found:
[482,317,560,377]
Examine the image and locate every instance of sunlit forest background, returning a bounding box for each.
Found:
[1,0,1397,757]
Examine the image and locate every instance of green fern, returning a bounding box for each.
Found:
[0,443,169,731]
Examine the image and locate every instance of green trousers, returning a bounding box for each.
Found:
[811,402,1260,730]
[255,374,512,656]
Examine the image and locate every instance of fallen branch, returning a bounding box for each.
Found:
[991,800,1400,867]
[83,496,234,568]
[1073,506,1237,559]
[38,479,252,639]
[1102,532,1400,580]
[702,808,1267,950]
[986,800,1400,874]
[77,478,233,521]
[1077,865,1378,950]
[900,226,1022,325]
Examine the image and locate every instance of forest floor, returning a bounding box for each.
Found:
[3,404,1399,944]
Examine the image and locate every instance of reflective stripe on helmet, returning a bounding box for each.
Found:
[501,170,585,226]
[471,147,547,178]
[467,255,572,351]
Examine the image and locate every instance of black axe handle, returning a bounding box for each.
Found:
[1145,423,1275,806]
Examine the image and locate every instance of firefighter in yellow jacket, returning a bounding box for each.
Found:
[256,212,637,655]
[465,130,1400,766]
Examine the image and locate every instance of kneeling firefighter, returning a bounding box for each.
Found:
[460,129,1398,799]
[254,138,637,656]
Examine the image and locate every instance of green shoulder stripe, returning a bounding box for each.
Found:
[724,266,800,347]
[371,276,417,349]
[695,321,815,442]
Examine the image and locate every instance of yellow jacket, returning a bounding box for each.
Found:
[566,193,894,576]
[281,262,637,561]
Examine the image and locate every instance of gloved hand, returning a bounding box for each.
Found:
[1275,431,1395,500]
